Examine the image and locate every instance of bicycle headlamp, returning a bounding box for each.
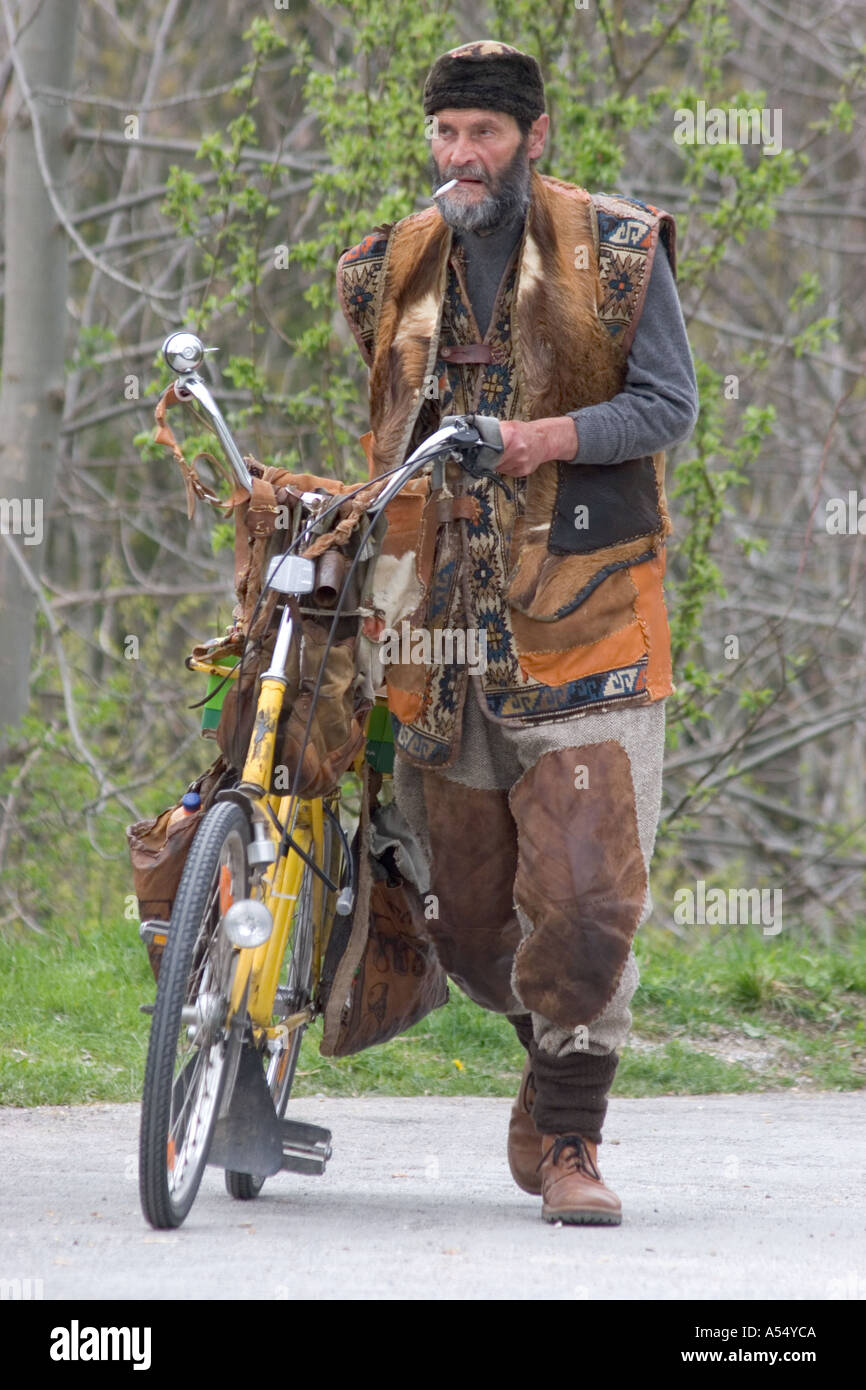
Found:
[222,899,274,949]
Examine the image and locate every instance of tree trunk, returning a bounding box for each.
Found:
[0,0,79,744]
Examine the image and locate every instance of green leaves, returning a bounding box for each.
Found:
[791,316,839,359]
[69,324,118,373]
[242,15,289,60]
[666,358,777,731]
[738,685,775,714]
[161,166,204,238]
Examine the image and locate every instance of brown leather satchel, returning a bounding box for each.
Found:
[154,384,390,800]
[319,768,449,1056]
[212,462,378,799]
[126,755,236,980]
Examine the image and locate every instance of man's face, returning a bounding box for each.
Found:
[428,107,547,233]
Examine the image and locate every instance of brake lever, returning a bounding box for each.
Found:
[438,413,511,493]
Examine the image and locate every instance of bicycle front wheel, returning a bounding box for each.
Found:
[139,801,249,1229]
[225,806,342,1200]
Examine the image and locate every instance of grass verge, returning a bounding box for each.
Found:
[1,918,863,1107]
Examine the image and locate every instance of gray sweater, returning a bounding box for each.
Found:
[454,204,699,465]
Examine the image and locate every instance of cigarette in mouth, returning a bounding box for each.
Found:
[433,178,459,198]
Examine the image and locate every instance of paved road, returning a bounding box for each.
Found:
[1,1092,863,1301]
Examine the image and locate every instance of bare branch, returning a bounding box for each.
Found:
[49,582,230,609]
[31,79,242,112]
[73,126,328,172]
[0,741,44,873]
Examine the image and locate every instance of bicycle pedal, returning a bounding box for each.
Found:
[279,1118,332,1176]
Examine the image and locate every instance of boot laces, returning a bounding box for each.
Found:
[537,1134,601,1180]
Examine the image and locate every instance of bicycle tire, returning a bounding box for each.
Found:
[225,808,343,1200]
[139,800,250,1228]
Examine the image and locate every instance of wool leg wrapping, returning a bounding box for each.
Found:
[528,1046,620,1144]
[508,1012,535,1054]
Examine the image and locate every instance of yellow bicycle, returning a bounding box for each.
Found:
[137,565,355,1226]
[138,332,361,1229]
[137,330,501,1229]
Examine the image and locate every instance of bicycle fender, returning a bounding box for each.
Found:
[214,787,257,820]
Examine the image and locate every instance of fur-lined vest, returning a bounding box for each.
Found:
[337,167,677,767]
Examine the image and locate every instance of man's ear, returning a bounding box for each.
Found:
[527,112,549,160]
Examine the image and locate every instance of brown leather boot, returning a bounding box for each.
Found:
[507,1058,544,1195]
[538,1133,622,1225]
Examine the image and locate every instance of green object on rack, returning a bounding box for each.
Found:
[365,703,395,773]
[201,656,239,733]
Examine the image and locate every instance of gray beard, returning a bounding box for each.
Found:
[430,140,531,233]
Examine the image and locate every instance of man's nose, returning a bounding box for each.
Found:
[449,135,482,173]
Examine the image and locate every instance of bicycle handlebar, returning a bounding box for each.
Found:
[159,332,509,814]
[160,332,505,514]
[163,332,254,492]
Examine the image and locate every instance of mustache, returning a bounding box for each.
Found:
[444,164,488,182]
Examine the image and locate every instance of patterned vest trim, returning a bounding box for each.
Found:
[337,171,676,767]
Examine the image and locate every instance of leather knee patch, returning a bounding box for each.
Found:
[508,741,646,1030]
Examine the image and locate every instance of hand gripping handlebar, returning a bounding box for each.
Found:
[438,412,504,477]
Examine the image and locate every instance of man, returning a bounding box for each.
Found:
[336,41,698,1224]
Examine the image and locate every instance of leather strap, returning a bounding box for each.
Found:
[153,384,237,520]
[439,343,494,363]
[436,496,480,524]
[245,475,282,537]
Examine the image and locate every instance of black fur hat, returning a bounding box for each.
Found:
[423,41,545,130]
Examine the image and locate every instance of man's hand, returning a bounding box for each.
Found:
[495,416,579,477]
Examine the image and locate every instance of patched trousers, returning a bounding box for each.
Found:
[393,679,666,1142]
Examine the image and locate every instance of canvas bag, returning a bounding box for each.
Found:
[318,766,449,1056]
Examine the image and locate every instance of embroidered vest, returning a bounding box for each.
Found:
[337,169,677,767]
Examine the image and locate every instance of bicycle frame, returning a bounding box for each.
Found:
[187,623,333,1048]
[227,792,329,1043]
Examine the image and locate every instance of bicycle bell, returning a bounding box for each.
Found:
[162,331,206,374]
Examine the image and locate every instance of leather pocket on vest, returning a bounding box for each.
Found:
[506,530,656,624]
[549,456,661,555]
[506,455,665,625]
[508,567,648,686]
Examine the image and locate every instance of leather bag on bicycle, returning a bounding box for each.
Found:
[318,765,449,1055]
[126,753,237,980]
[213,462,376,799]
[155,384,381,800]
